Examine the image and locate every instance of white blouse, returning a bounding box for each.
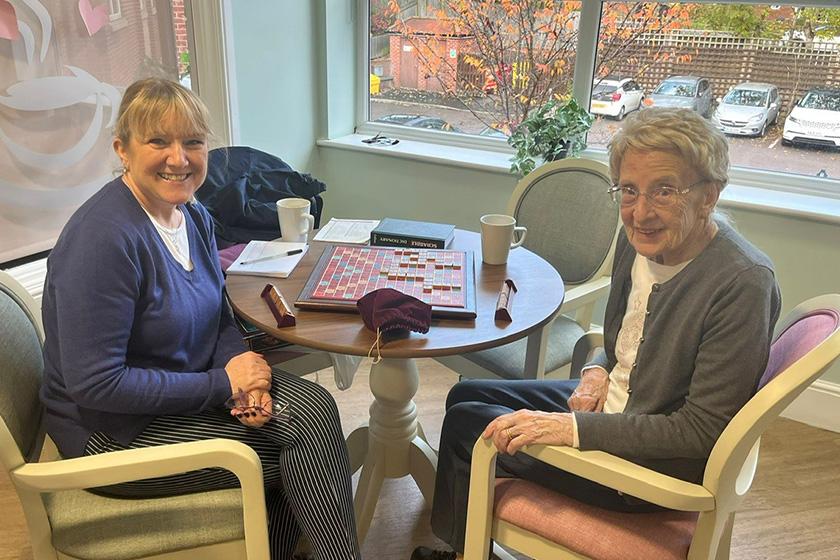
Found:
[604,254,689,413]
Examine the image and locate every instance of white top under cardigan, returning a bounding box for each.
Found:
[572,254,689,447]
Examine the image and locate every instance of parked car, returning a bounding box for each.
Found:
[374,114,460,132]
[589,77,645,120]
[712,82,781,137]
[647,76,714,116]
[782,87,840,149]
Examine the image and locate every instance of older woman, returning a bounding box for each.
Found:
[41,78,361,560]
[412,107,781,560]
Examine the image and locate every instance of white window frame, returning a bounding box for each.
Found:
[108,0,122,21]
[356,0,840,199]
[140,0,157,17]
[183,0,237,146]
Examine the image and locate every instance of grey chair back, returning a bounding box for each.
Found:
[0,285,45,465]
[511,162,617,285]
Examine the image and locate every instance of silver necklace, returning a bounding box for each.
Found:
[152,209,187,259]
[123,179,190,264]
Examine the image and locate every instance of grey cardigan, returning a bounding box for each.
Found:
[578,220,781,483]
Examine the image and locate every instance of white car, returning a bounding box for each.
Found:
[590,78,645,120]
[712,83,780,137]
[783,88,840,149]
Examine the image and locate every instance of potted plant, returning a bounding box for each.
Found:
[508,97,594,176]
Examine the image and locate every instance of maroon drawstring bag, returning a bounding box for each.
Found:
[356,288,432,361]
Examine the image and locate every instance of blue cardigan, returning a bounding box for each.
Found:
[41,178,245,458]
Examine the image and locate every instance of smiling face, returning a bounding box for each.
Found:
[618,149,719,265]
[114,111,207,221]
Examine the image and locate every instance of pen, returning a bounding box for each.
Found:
[240,249,304,265]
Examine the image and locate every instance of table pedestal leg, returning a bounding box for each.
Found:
[350,357,438,544]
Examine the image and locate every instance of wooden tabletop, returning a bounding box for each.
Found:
[226,229,564,359]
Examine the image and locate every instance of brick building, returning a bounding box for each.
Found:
[389,18,475,92]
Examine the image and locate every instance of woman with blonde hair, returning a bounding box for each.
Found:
[41,78,361,560]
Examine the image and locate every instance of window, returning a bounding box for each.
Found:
[140,0,159,16]
[364,1,840,190]
[108,0,123,21]
[590,2,840,181]
[0,0,196,264]
[368,0,583,140]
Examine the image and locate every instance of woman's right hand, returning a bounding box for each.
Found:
[568,367,610,412]
[225,351,272,396]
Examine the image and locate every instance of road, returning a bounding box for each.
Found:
[371,98,840,180]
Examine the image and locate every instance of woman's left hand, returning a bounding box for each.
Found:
[231,390,272,428]
[482,410,574,455]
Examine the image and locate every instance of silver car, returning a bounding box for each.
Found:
[647,76,714,116]
[712,83,781,137]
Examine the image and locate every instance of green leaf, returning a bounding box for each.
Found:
[507,97,593,176]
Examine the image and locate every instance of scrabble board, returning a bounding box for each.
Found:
[296,245,477,319]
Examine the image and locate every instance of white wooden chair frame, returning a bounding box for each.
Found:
[0,270,271,560]
[463,294,840,560]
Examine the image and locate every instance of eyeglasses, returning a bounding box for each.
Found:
[607,180,705,208]
[361,132,399,146]
[225,389,292,422]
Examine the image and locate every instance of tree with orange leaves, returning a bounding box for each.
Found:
[372,0,400,34]
[381,1,694,132]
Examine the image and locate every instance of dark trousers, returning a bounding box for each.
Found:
[430,378,662,553]
[84,370,360,560]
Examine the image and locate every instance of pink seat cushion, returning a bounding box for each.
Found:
[758,310,840,389]
[493,479,698,560]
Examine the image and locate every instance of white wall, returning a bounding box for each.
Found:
[228,0,322,171]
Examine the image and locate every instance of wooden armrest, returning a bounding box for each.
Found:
[12,438,263,492]
[570,330,605,377]
[470,438,714,512]
[559,276,611,313]
[523,444,715,511]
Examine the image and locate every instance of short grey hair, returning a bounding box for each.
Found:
[608,108,730,192]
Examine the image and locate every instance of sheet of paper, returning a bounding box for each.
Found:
[226,240,308,278]
[313,218,380,244]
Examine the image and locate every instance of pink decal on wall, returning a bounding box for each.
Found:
[0,0,21,41]
[78,0,108,37]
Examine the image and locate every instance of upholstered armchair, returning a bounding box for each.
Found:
[436,158,619,381]
[0,270,271,560]
[463,294,840,560]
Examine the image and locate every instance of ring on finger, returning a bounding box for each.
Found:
[506,427,515,439]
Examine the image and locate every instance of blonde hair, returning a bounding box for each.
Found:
[114,78,211,144]
[608,108,729,192]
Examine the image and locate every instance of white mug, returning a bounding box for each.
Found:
[480,214,527,265]
[277,198,315,243]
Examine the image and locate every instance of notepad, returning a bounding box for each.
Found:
[312,218,381,244]
[226,240,308,278]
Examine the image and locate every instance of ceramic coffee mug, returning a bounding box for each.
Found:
[277,198,315,243]
[480,214,527,265]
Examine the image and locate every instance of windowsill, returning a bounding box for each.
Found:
[109,17,129,32]
[318,134,840,226]
[317,134,515,174]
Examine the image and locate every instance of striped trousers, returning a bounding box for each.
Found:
[84,369,361,560]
